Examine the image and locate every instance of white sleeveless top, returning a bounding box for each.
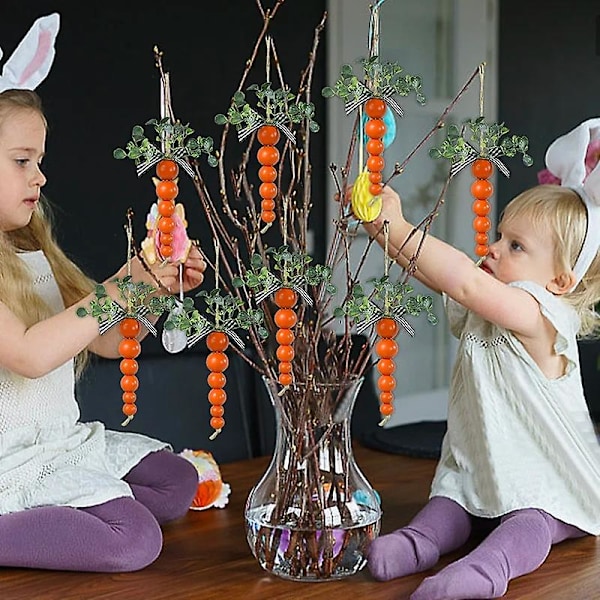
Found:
[0,251,167,514]
[431,281,600,534]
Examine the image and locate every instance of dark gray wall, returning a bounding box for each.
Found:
[0,1,328,286]
[498,0,600,206]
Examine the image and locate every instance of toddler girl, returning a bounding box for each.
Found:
[365,118,600,599]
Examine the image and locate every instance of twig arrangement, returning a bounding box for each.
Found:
[81,0,533,580]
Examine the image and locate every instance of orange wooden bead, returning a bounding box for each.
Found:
[257,125,280,146]
[365,118,386,139]
[210,417,225,431]
[368,171,383,184]
[257,145,279,166]
[206,351,229,372]
[122,403,137,417]
[376,317,399,338]
[377,358,395,375]
[369,183,383,196]
[258,165,277,182]
[157,217,176,234]
[159,245,174,258]
[276,329,295,345]
[207,372,226,388]
[379,391,394,404]
[473,216,491,233]
[210,405,225,418]
[120,375,139,393]
[365,98,387,119]
[367,155,385,173]
[378,375,396,392]
[278,361,293,374]
[118,338,141,359]
[279,373,293,386]
[259,182,278,199]
[380,403,395,416]
[470,179,493,200]
[119,318,140,338]
[207,332,229,352]
[366,138,384,156]
[276,345,295,362]
[157,200,175,217]
[208,388,227,405]
[274,288,298,308]
[274,308,297,329]
[156,159,179,180]
[156,180,178,201]
[471,158,493,179]
[375,338,398,359]
[122,392,137,404]
[159,232,174,246]
[472,199,490,216]
[475,244,489,257]
[119,358,138,376]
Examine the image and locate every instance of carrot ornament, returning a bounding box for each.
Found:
[77,212,161,426]
[257,124,280,225]
[374,317,399,422]
[119,317,141,425]
[364,98,387,198]
[273,287,298,387]
[324,3,424,223]
[471,158,494,258]
[429,65,532,261]
[214,36,319,231]
[205,331,230,437]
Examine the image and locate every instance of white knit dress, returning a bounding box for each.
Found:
[431,280,600,534]
[0,251,167,515]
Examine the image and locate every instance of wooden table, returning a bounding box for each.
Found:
[1,445,598,599]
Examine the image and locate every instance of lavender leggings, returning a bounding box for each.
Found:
[368,496,586,600]
[0,450,198,572]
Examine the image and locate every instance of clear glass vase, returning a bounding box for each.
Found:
[245,375,381,581]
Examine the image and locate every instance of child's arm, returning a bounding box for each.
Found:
[0,247,206,377]
[365,186,546,338]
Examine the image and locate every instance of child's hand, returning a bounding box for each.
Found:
[372,185,404,227]
[178,244,207,292]
[125,245,207,294]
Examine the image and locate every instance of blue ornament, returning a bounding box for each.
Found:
[353,488,382,507]
[362,105,397,148]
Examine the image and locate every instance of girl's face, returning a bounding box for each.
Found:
[482,213,559,288]
[0,109,46,232]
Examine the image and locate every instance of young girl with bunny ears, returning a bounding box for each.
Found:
[364,119,600,600]
[0,15,207,572]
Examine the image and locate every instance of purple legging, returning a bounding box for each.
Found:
[368,496,586,599]
[0,449,198,572]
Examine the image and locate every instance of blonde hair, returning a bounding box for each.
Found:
[501,184,600,338]
[0,90,95,375]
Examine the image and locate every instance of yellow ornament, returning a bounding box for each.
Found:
[351,169,382,222]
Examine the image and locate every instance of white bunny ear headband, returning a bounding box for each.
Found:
[0,13,60,93]
[540,118,600,289]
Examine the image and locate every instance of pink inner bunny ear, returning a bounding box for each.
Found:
[1,13,60,90]
[17,29,52,86]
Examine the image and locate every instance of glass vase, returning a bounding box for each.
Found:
[245,375,381,581]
